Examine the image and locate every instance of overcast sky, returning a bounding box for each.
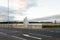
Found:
[0,0,60,21]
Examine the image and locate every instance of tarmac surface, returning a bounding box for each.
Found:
[0,28,60,40]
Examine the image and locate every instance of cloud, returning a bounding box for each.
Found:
[0,0,8,7]
[9,13,25,21]
[27,0,38,8]
[0,0,60,22]
[0,6,15,22]
[0,0,39,22]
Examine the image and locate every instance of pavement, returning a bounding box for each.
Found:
[0,28,60,40]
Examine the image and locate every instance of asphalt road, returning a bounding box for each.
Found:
[0,28,60,40]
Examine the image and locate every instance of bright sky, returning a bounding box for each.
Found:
[0,0,60,21]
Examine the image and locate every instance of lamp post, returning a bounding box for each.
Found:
[7,0,9,28]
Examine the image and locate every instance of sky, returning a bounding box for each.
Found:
[0,0,60,21]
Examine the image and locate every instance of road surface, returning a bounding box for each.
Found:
[0,28,60,40]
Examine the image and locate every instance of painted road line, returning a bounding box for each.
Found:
[0,32,8,35]
[55,31,60,33]
[12,31,19,32]
[0,32,27,40]
[29,33,52,38]
[50,31,60,33]
[23,34,42,40]
[50,31,54,32]
[11,36,27,40]
[8,30,19,32]
[5,30,19,32]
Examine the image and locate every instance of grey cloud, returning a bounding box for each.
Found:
[0,6,15,22]
[27,0,38,7]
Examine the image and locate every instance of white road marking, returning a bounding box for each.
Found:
[50,31,54,32]
[41,35,52,37]
[0,32,8,35]
[29,33,52,38]
[0,29,19,33]
[11,31,19,32]
[23,34,42,40]
[49,31,60,33]
[11,36,27,40]
[6,30,19,32]
[55,31,60,33]
[0,32,27,40]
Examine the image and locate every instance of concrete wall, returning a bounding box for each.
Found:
[28,24,42,29]
[0,24,42,29]
[0,23,60,29]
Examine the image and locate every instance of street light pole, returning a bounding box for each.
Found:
[8,0,9,28]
